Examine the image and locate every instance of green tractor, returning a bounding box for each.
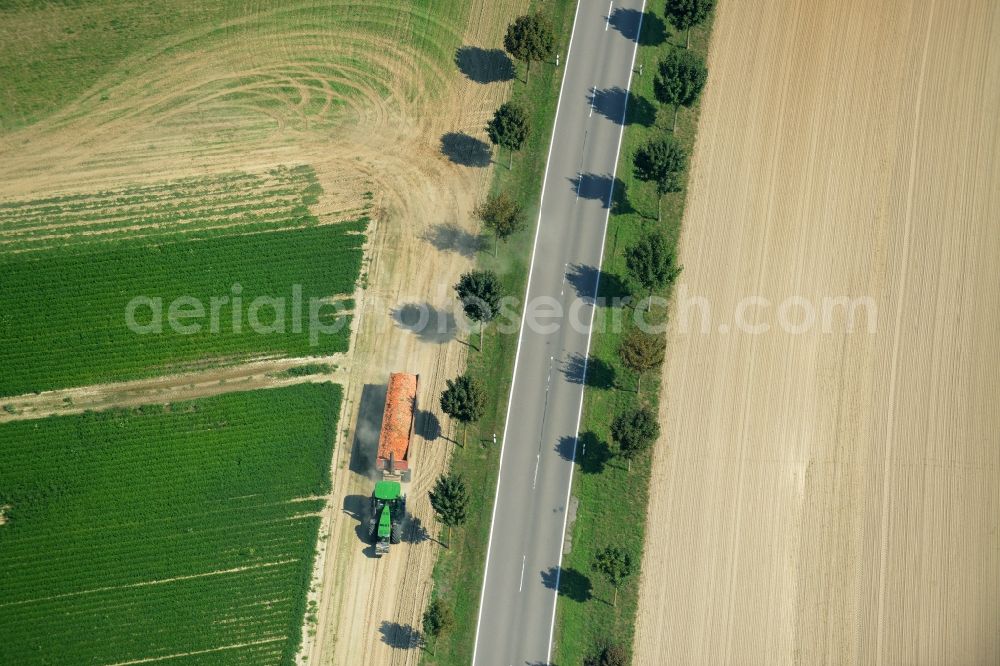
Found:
[368,480,405,556]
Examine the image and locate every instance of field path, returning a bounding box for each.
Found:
[304,2,529,665]
[634,0,1000,663]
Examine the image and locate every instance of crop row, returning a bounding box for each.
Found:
[0,166,312,212]
[0,220,366,396]
[0,384,340,665]
[0,165,325,252]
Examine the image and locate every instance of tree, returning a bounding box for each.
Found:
[665,0,716,48]
[625,232,682,307]
[429,473,470,546]
[439,374,487,445]
[618,328,665,395]
[504,13,555,84]
[486,102,530,169]
[455,269,505,350]
[593,546,635,606]
[653,48,708,131]
[475,192,525,256]
[610,406,660,470]
[585,644,629,666]
[633,134,687,222]
[422,597,453,653]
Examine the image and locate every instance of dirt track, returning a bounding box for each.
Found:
[635,0,1000,663]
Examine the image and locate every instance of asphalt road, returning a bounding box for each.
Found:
[472,2,646,664]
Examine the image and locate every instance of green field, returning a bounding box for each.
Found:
[0,383,340,665]
[0,166,365,397]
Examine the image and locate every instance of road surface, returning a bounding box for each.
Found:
[472,1,645,664]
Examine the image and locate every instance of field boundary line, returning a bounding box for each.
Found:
[0,559,296,609]
[104,637,285,666]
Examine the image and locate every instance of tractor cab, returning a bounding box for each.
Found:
[368,480,405,556]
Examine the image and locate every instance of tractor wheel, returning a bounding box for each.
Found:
[390,522,402,544]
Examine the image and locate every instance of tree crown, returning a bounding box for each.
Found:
[593,546,635,588]
[653,48,708,108]
[439,374,487,424]
[618,328,666,375]
[422,598,453,639]
[486,102,530,152]
[429,473,470,528]
[625,232,682,294]
[611,406,661,459]
[504,13,556,64]
[475,192,525,242]
[454,269,504,324]
[633,134,687,196]
[585,644,628,666]
[664,0,716,31]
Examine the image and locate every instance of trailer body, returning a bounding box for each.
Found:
[367,372,418,556]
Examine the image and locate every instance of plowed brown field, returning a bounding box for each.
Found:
[635,0,1000,663]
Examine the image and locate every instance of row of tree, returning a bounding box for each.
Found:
[481,11,557,171]
[633,1,712,222]
[585,2,716,659]
[417,9,562,654]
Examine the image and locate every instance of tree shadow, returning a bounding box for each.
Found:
[403,514,433,545]
[638,10,668,46]
[607,6,642,41]
[576,431,613,474]
[440,132,492,167]
[568,173,618,207]
[540,566,592,603]
[392,303,457,344]
[555,434,577,462]
[566,263,630,304]
[610,179,637,217]
[566,263,599,300]
[562,352,616,389]
[415,408,444,442]
[379,621,422,649]
[625,92,656,127]
[421,222,484,258]
[455,46,515,83]
[595,269,632,303]
[343,494,381,558]
[349,383,386,477]
[588,87,655,127]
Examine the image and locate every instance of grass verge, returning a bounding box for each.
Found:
[551,10,716,665]
[419,1,578,663]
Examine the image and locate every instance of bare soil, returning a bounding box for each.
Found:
[635,0,1000,663]
[303,5,530,664]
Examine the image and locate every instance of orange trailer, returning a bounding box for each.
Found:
[376,372,417,481]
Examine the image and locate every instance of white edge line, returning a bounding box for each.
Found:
[470,0,587,663]
[545,2,647,664]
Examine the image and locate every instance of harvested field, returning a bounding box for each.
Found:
[635,0,1000,663]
